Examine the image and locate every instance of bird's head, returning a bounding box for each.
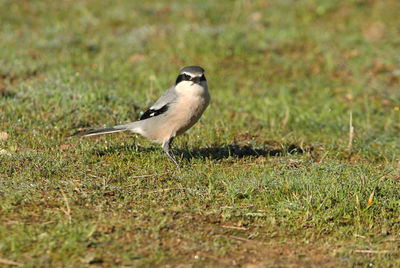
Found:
[175,66,207,89]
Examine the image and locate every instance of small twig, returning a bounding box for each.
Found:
[354,249,392,254]
[0,257,23,267]
[41,221,56,226]
[229,235,251,242]
[354,234,366,239]
[222,225,248,230]
[60,189,72,224]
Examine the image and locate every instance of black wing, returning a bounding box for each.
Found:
[139,104,169,121]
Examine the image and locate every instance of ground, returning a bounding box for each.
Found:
[1,0,400,267]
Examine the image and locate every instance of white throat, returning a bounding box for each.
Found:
[175,81,208,96]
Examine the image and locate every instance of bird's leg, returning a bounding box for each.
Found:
[162,138,180,168]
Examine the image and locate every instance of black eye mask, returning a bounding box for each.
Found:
[175,73,206,85]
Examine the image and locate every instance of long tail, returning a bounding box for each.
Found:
[71,127,126,137]
[70,122,141,137]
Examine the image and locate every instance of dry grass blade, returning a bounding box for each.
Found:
[354,249,392,254]
[222,225,248,230]
[230,235,251,242]
[282,107,290,128]
[60,189,72,224]
[0,257,23,267]
[368,189,375,206]
[348,111,354,149]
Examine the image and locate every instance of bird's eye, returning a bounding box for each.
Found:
[175,73,194,84]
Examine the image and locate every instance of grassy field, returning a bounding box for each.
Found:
[1,0,400,267]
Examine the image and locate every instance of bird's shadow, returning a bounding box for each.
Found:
[177,143,304,161]
[92,142,304,161]
[93,144,158,157]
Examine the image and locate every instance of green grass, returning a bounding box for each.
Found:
[1,0,400,266]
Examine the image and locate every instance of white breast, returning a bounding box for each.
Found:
[166,81,210,137]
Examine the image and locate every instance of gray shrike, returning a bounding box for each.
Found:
[74,66,210,167]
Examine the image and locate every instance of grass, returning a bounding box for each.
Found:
[1,0,400,266]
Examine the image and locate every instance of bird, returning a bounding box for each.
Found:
[73,65,210,167]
